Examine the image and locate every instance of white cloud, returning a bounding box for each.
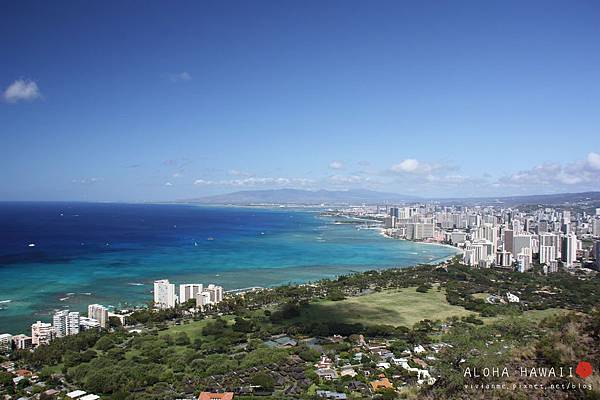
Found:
[329,175,369,184]
[391,158,420,173]
[3,79,42,103]
[165,182,173,186]
[498,153,600,189]
[72,177,102,185]
[329,161,344,170]
[194,177,313,187]
[168,72,192,82]
[194,179,215,185]
[587,152,600,170]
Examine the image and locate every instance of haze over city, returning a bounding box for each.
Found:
[2,0,599,201]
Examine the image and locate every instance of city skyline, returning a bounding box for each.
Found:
[2,0,600,201]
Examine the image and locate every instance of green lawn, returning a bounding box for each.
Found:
[521,308,570,321]
[157,315,234,341]
[299,286,477,327]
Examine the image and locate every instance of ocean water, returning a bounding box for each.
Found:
[0,202,457,334]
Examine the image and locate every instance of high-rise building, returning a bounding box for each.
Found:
[180,284,203,303]
[53,310,80,337]
[517,249,531,272]
[513,234,532,263]
[12,334,33,350]
[504,229,514,253]
[561,234,578,267]
[205,284,224,303]
[88,304,109,328]
[0,334,12,353]
[594,241,600,271]
[154,279,177,309]
[196,291,211,310]
[195,284,224,309]
[31,321,54,346]
[592,219,600,237]
[539,245,556,265]
[496,251,513,267]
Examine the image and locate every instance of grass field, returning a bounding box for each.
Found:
[157,315,235,341]
[299,286,477,327]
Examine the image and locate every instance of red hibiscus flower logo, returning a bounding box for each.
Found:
[576,361,593,379]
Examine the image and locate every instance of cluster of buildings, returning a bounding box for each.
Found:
[1,279,226,354]
[0,304,109,353]
[153,279,224,310]
[370,204,600,273]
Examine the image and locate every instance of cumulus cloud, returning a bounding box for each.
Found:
[587,152,600,170]
[391,158,420,173]
[168,72,192,82]
[497,152,600,189]
[3,79,42,103]
[390,158,453,175]
[329,161,344,170]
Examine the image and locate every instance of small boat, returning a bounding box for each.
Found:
[28,243,36,247]
[194,241,198,246]
[207,237,214,241]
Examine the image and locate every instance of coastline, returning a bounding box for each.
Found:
[378,226,464,257]
[0,204,458,334]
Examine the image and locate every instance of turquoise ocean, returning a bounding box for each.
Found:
[0,202,457,334]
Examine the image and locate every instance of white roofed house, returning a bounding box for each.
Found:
[506,292,520,303]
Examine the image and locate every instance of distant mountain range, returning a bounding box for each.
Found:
[182,189,421,205]
[181,188,600,206]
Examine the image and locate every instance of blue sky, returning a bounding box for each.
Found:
[1,0,599,201]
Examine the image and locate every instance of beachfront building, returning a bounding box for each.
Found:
[180,283,203,303]
[80,317,101,330]
[154,279,177,309]
[205,284,223,303]
[195,284,224,310]
[31,321,54,346]
[0,334,12,353]
[53,310,80,337]
[88,304,109,328]
[12,334,33,350]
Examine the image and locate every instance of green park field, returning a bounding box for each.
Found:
[299,286,477,327]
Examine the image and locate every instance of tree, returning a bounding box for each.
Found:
[233,317,254,333]
[251,372,275,390]
[175,332,190,346]
[95,336,115,351]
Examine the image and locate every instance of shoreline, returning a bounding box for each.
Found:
[0,207,458,334]
[378,226,464,255]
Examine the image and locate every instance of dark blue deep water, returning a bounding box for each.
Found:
[0,202,457,333]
